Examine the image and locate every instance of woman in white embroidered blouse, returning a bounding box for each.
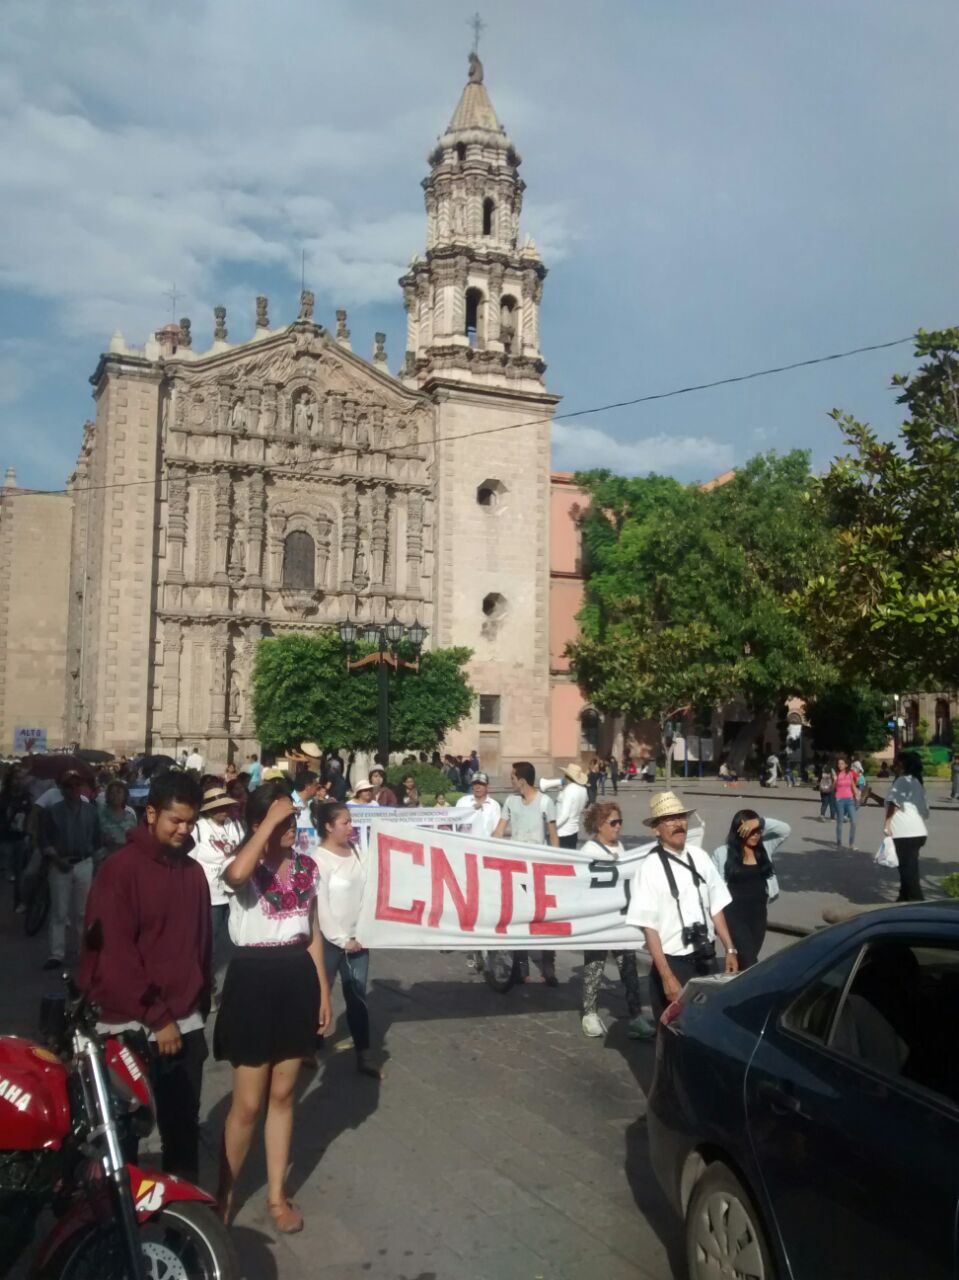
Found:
[214,783,332,1235]
[312,801,380,1079]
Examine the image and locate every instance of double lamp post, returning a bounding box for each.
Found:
[338,616,427,768]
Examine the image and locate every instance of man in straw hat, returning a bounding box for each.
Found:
[190,786,244,994]
[626,790,739,1028]
[556,763,589,850]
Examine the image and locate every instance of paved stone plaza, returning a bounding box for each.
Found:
[4,782,958,1279]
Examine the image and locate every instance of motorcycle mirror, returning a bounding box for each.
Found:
[38,993,67,1049]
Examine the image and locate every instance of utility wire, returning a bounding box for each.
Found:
[2,333,916,499]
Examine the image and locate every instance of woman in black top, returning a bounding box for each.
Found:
[712,810,791,969]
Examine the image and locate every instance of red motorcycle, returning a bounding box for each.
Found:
[0,984,237,1279]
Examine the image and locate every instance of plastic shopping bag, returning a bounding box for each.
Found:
[874,836,898,869]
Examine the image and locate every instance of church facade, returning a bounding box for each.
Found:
[64,54,558,774]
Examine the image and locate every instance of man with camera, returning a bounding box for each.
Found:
[627,791,739,1027]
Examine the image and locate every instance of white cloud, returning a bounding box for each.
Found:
[551,418,734,480]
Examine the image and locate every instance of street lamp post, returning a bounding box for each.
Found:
[339,616,427,767]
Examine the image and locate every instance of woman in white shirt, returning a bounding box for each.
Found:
[215,782,333,1235]
[313,801,380,1078]
[884,751,929,902]
[190,787,245,988]
[579,802,656,1041]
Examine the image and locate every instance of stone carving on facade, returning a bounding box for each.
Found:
[370,487,388,585]
[195,486,212,579]
[256,295,269,329]
[214,306,228,342]
[298,290,315,321]
[208,624,229,731]
[230,399,245,432]
[178,317,192,349]
[228,517,246,585]
[213,472,232,582]
[335,310,350,344]
[339,484,357,588]
[257,387,277,434]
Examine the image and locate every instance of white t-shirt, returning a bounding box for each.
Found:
[627,843,732,957]
[555,782,588,838]
[887,775,929,839]
[454,793,502,838]
[313,843,366,948]
[226,850,319,948]
[185,752,205,772]
[500,791,557,845]
[189,816,244,906]
[580,837,624,861]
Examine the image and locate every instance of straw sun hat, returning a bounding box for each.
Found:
[563,763,589,787]
[642,790,697,828]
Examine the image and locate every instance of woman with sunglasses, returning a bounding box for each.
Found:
[215,781,333,1234]
[711,809,791,969]
[579,802,656,1040]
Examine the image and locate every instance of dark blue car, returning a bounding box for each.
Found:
[648,902,959,1280]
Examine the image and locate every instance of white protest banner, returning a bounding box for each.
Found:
[356,820,660,951]
[294,806,472,858]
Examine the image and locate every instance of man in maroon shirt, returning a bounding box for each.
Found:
[79,771,210,1182]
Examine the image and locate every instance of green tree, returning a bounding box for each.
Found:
[798,328,959,688]
[252,632,474,755]
[805,682,891,754]
[567,452,831,772]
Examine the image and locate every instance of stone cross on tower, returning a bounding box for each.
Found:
[468,12,485,54]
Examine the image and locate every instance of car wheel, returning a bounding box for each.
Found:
[686,1160,776,1280]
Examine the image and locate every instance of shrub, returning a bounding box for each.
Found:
[940,873,959,899]
[386,763,453,799]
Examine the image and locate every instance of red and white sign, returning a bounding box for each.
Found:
[357,820,654,950]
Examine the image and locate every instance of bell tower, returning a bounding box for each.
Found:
[400,52,547,387]
[402,53,558,775]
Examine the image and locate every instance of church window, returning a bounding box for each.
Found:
[482,198,495,236]
[476,478,506,509]
[465,287,484,348]
[282,530,315,590]
[479,694,501,725]
[482,592,507,620]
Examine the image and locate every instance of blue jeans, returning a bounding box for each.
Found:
[835,797,857,846]
[322,940,370,1053]
[819,792,837,818]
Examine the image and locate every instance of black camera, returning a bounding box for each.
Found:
[682,922,716,968]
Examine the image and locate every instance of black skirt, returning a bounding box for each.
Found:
[213,943,320,1067]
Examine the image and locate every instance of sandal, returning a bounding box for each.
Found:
[268,1199,304,1234]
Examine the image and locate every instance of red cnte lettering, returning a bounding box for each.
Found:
[530,862,575,936]
[428,848,479,930]
[481,856,528,934]
[375,833,426,925]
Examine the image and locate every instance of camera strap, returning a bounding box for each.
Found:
[656,845,709,931]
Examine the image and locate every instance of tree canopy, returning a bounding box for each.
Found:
[805,682,891,754]
[567,451,832,765]
[252,632,474,755]
[796,328,959,690]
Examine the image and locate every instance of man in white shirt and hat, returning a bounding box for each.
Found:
[555,763,589,849]
[454,772,501,838]
[627,790,739,1027]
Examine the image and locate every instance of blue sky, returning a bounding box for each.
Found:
[1,0,957,488]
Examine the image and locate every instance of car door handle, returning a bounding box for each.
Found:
[757,1079,802,1115]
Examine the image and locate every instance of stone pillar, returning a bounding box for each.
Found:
[407,491,424,590]
[340,484,357,589]
[246,473,264,583]
[160,620,182,738]
[403,283,417,355]
[341,399,356,450]
[166,466,188,583]
[417,276,433,350]
[370,488,388,585]
[208,623,229,733]
[267,510,285,586]
[317,517,332,588]
[488,263,504,346]
[212,472,231,583]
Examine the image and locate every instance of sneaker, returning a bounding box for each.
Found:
[42,956,64,971]
[581,1011,607,1038]
[541,961,559,988]
[627,1013,657,1041]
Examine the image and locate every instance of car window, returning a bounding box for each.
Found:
[783,952,859,1043]
[829,940,959,1108]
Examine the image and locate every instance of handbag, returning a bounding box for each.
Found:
[874,836,898,869]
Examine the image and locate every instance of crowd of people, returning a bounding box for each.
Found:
[0,738,936,1237]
